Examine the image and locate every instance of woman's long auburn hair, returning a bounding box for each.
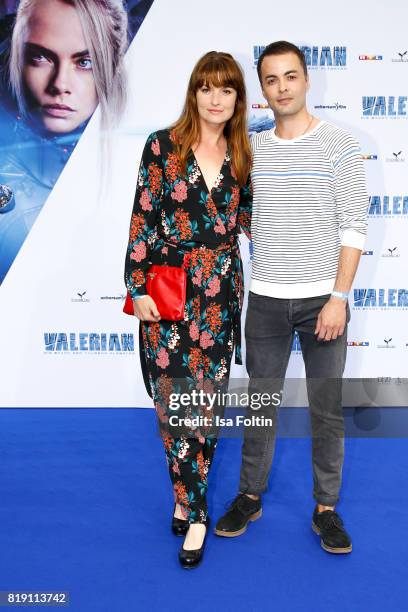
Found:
[170,51,251,188]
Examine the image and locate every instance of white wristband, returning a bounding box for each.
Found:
[331,290,348,301]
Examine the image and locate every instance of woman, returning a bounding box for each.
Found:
[124,51,252,568]
[9,0,128,133]
[0,0,129,284]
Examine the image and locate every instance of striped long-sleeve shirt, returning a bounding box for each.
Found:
[250,120,368,298]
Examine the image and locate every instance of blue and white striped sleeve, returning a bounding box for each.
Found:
[333,134,369,251]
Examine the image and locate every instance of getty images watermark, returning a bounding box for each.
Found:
[152,378,408,439]
[167,388,283,429]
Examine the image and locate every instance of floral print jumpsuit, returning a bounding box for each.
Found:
[124,129,251,523]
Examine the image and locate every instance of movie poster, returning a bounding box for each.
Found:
[0,0,154,284]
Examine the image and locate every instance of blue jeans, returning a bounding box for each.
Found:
[239,292,350,506]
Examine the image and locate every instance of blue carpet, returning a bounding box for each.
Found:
[0,408,407,611]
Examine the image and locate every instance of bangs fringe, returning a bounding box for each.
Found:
[194,61,242,90]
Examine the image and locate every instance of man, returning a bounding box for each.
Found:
[215,41,368,553]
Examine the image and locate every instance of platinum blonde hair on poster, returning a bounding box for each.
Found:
[9,0,129,130]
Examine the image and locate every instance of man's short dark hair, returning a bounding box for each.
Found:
[257,40,308,82]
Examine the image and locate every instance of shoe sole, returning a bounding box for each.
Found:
[179,559,203,569]
[214,509,262,537]
[312,521,352,554]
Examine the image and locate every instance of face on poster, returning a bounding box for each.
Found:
[0,0,154,285]
[21,0,98,134]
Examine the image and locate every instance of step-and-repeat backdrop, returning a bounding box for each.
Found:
[0,0,406,407]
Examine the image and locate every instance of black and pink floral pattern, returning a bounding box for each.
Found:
[124,128,252,522]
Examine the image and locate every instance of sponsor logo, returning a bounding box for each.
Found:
[368,196,408,217]
[381,247,400,258]
[386,150,405,163]
[252,103,270,109]
[362,96,408,118]
[361,154,378,160]
[377,377,406,385]
[314,102,346,111]
[362,250,374,255]
[71,290,90,303]
[253,45,346,69]
[377,377,392,384]
[44,332,135,353]
[100,294,126,301]
[377,337,396,349]
[353,289,408,310]
[359,55,383,61]
[347,341,370,346]
[391,51,408,63]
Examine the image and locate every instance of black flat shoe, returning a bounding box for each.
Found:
[178,518,210,569]
[171,504,189,536]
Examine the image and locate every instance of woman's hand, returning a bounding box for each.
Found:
[133,296,161,322]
